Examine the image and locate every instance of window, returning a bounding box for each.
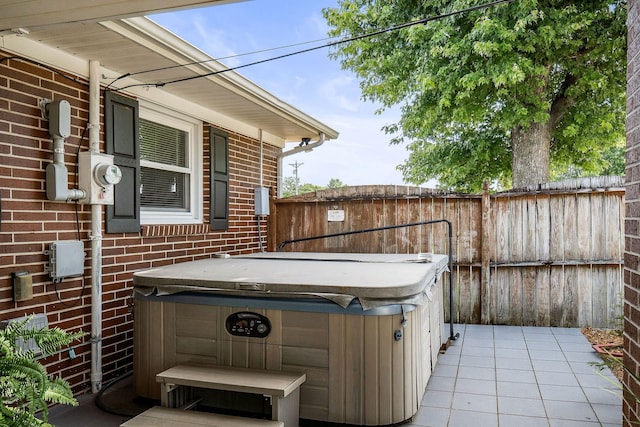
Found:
[139,104,202,224]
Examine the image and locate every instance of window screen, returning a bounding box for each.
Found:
[139,118,190,210]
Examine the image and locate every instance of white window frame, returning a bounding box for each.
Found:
[139,102,203,225]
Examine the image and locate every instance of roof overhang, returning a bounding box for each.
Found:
[0,0,242,33]
[0,3,338,146]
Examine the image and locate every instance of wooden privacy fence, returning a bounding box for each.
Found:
[268,177,625,328]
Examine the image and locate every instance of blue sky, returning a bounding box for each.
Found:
[151,0,409,187]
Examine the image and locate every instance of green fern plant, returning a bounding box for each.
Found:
[0,316,84,427]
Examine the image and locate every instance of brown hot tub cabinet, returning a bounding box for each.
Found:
[132,252,447,426]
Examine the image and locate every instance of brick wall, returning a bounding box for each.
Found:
[627,1,640,425]
[0,51,279,394]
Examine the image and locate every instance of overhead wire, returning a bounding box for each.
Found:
[105,34,337,89]
[110,0,516,91]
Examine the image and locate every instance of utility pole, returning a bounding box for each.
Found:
[289,161,303,195]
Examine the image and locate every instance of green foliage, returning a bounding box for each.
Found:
[327,178,347,189]
[282,177,347,197]
[324,0,627,192]
[0,316,84,427]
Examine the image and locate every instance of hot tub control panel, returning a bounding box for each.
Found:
[225,311,271,338]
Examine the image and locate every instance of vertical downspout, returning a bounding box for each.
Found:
[89,60,103,394]
[259,129,264,188]
[257,129,265,252]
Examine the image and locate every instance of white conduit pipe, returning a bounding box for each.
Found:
[89,60,103,394]
[257,130,265,252]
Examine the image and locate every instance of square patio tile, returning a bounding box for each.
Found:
[551,328,583,336]
[524,334,560,344]
[421,389,453,408]
[411,405,449,427]
[567,360,601,375]
[496,368,536,383]
[535,371,579,387]
[591,403,623,424]
[575,373,620,389]
[498,396,546,417]
[448,409,498,427]
[494,339,527,350]
[497,381,541,399]
[437,353,461,366]
[582,386,622,405]
[457,366,495,381]
[426,375,456,392]
[538,384,587,402]
[462,338,495,348]
[452,392,497,413]
[532,360,571,373]
[461,346,495,357]
[543,400,598,422]
[548,420,602,427]
[554,334,592,343]
[454,378,496,396]
[494,348,529,359]
[459,355,495,368]
[495,356,533,370]
[523,326,553,334]
[431,363,458,378]
[499,413,550,426]
[562,351,602,363]
[528,349,567,361]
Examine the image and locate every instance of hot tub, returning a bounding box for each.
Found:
[132,252,447,426]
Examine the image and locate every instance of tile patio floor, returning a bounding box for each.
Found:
[408,324,622,427]
[48,324,622,427]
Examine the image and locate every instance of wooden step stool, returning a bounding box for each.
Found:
[121,406,284,427]
[156,365,306,427]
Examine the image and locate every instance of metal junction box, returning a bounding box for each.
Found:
[46,240,85,281]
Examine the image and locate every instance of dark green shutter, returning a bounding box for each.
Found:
[210,128,229,230]
[105,91,140,233]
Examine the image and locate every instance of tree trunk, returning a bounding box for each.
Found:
[511,122,551,189]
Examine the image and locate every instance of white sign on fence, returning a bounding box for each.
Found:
[328,210,345,222]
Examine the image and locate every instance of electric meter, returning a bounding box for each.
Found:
[94,163,122,186]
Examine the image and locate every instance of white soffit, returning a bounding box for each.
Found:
[0,0,240,32]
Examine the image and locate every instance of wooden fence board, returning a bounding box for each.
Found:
[524,196,537,264]
[577,194,592,259]
[563,266,579,326]
[522,267,537,326]
[564,196,578,261]
[607,194,623,260]
[549,267,564,326]
[577,265,593,327]
[535,267,551,326]
[510,268,523,325]
[592,266,608,328]
[607,266,624,329]
[549,196,565,261]
[591,194,606,261]
[510,196,524,262]
[273,182,624,327]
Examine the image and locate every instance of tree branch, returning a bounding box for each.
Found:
[549,73,578,129]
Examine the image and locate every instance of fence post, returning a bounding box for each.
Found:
[481,180,491,324]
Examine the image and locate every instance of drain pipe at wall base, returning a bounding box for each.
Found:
[89,60,103,394]
[276,133,325,198]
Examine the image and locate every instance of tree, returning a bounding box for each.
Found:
[324,1,627,192]
[327,178,347,188]
[281,177,347,197]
